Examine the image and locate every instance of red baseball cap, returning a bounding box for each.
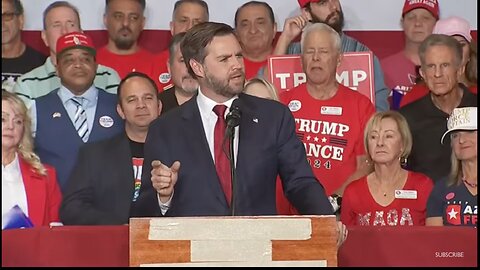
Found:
[402,0,439,19]
[298,0,320,8]
[56,32,96,57]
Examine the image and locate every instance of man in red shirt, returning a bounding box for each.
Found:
[234,1,276,80]
[278,23,374,214]
[97,0,155,79]
[381,0,439,110]
[152,0,209,92]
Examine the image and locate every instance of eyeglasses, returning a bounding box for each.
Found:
[2,12,19,22]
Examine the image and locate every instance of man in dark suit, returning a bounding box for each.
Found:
[60,72,161,225]
[134,22,333,217]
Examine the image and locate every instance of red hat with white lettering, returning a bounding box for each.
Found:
[56,32,96,58]
[298,0,320,8]
[402,0,439,20]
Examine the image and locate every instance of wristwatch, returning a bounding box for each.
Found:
[328,194,342,213]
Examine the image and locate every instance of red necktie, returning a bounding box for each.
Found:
[213,105,232,206]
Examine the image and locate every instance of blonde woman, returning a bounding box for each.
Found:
[243,77,280,101]
[341,111,434,226]
[2,91,62,227]
[426,107,477,227]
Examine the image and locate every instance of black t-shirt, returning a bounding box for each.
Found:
[158,86,180,115]
[399,86,477,181]
[2,45,46,91]
[129,139,144,159]
[129,138,144,202]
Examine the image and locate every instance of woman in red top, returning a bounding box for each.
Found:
[341,111,433,226]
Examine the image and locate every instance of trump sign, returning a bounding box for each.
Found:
[267,52,375,105]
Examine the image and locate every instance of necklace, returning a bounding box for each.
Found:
[463,178,478,188]
[376,170,404,197]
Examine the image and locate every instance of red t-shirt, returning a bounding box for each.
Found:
[400,83,478,108]
[279,84,375,196]
[243,57,267,80]
[151,49,173,92]
[340,171,434,226]
[381,51,418,109]
[276,175,298,215]
[96,46,155,80]
[381,51,417,92]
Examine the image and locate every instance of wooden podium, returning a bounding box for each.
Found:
[129,215,338,267]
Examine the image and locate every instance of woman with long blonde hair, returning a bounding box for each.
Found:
[426,107,477,227]
[2,90,62,227]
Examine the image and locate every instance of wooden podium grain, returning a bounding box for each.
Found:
[129,215,337,267]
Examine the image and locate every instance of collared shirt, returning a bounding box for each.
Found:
[12,56,119,109]
[158,89,240,214]
[30,85,99,138]
[196,88,239,162]
[2,153,29,228]
[399,86,477,181]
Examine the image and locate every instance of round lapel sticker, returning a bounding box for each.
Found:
[159,73,171,84]
[99,116,114,128]
[288,100,301,112]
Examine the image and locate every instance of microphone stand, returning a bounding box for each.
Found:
[225,100,241,216]
[227,126,237,216]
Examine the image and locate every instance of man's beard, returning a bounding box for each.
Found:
[204,68,245,98]
[113,27,135,50]
[180,76,199,94]
[115,39,135,50]
[311,9,344,33]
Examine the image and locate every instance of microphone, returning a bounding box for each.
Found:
[224,98,242,216]
[226,98,242,131]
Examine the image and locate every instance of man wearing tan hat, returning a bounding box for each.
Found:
[30,32,124,192]
[382,0,439,110]
[272,0,390,112]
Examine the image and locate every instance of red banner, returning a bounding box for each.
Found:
[267,52,375,105]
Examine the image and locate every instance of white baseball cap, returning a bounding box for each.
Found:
[441,107,477,144]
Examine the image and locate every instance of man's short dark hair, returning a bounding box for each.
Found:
[105,0,146,11]
[180,22,235,79]
[168,32,187,65]
[172,0,209,20]
[117,71,158,104]
[234,1,275,28]
[43,1,81,30]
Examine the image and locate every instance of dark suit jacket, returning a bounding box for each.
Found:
[19,157,62,226]
[60,132,135,225]
[134,93,333,217]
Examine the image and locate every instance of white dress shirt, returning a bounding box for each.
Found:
[196,88,239,163]
[2,153,29,228]
[158,88,240,214]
